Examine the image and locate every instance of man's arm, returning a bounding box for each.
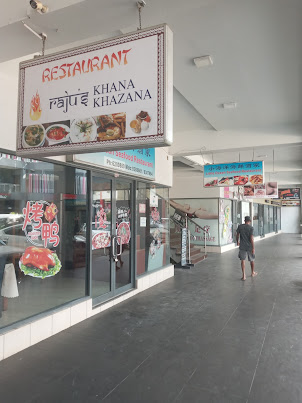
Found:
[236,229,240,247]
[250,234,255,255]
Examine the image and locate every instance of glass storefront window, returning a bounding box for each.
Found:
[136,183,170,275]
[253,203,259,237]
[0,153,88,329]
[269,206,274,233]
[277,207,281,231]
[264,205,269,234]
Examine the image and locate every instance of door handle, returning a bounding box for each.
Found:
[116,236,122,256]
[112,236,118,262]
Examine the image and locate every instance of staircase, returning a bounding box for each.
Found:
[170,226,207,266]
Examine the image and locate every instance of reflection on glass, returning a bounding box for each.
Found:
[91,176,112,299]
[137,183,170,275]
[253,203,259,237]
[0,153,87,329]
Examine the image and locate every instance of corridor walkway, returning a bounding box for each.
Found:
[1,234,301,402]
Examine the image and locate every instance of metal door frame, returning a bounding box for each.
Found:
[90,171,136,307]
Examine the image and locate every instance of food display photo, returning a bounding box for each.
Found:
[23,120,71,148]
[19,246,62,279]
[266,182,278,197]
[92,232,111,250]
[94,113,126,141]
[249,175,263,185]
[130,111,151,135]
[234,176,249,186]
[205,178,218,187]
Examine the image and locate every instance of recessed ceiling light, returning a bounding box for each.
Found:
[222,102,237,109]
[256,154,268,158]
[193,55,213,68]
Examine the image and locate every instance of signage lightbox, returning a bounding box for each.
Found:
[203,161,264,187]
[74,148,155,180]
[17,24,173,157]
[278,188,300,200]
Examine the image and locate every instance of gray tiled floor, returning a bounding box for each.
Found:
[1,234,302,402]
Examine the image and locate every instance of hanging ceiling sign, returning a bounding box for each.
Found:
[244,182,278,198]
[16,24,173,157]
[278,188,300,200]
[204,161,264,187]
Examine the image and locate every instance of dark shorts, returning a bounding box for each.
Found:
[238,250,255,262]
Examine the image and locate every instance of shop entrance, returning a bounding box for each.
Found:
[91,174,134,305]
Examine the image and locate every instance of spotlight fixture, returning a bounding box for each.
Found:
[193,55,213,68]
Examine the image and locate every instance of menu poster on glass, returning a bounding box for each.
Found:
[244,182,278,198]
[204,161,264,187]
[20,201,62,279]
[92,199,111,250]
[278,188,300,200]
[17,25,173,157]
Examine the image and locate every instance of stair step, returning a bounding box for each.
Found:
[191,253,207,264]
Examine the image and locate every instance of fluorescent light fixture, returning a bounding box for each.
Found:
[222,102,237,109]
[193,55,213,68]
[256,154,268,158]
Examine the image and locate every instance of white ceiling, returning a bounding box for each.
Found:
[0,0,301,184]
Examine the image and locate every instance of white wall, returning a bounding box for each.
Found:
[154,148,173,187]
[281,207,301,233]
[170,170,220,199]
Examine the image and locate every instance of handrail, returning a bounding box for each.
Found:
[186,216,208,234]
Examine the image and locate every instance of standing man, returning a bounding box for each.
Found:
[236,216,257,280]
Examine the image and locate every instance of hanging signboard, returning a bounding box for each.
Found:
[278,188,300,200]
[204,161,264,187]
[16,24,173,157]
[74,148,155,180]
[244,182,278,198]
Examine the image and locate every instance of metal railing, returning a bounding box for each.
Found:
[170,211,208,266]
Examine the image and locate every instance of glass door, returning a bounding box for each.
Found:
[91,176,113,301]
[115,180,132,291]
[91,174,134,305]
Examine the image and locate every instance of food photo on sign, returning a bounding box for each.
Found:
[20,201,61,279]
[244,182,278,198]
[17,25,173,157]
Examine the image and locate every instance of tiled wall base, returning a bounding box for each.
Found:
[0,264,174,361]
[206,231,282,254]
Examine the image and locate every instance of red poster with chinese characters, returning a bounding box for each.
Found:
[20,201,62,279]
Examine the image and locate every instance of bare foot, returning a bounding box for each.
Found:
[241,276,246,281]
[251,272,258,277]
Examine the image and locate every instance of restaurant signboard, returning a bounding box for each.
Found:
[204,161,264,187]
[17,24,173,157]
[74,148,155,180]
[278,188,300,200]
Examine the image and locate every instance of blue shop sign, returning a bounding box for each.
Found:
[204,161,264,187]
[75,148,155,180]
